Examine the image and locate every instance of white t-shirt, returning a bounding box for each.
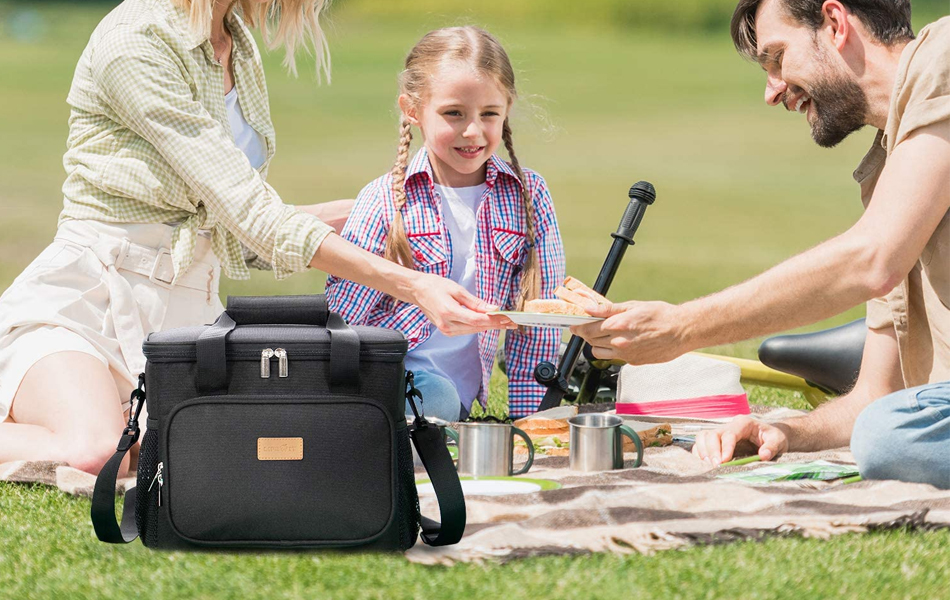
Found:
[225,87,266,170]
[404,182,488,410]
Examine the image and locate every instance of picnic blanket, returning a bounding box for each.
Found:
[407,444,950,564]
[3,408,949,564]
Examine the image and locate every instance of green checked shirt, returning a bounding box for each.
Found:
[60,0,333,281]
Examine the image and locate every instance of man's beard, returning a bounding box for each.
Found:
[801,57,870,148]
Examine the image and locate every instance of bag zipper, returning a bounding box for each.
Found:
[148,461,164,507]
[144,342,404,361]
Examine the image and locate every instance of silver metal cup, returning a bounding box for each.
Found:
[568,413,644,472]
[454,422,534,477]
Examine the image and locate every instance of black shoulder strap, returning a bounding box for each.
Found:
[405,373,466,546]
[91,376,145,544]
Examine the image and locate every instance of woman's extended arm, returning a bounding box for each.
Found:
[312,234,512,335]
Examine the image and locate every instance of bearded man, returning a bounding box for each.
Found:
[573,0,950,488]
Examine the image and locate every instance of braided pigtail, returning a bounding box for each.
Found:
[384,117,415,268]
[503,118,540,311]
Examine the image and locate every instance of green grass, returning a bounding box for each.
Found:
[2,482,950,600]
[2,3,949,598]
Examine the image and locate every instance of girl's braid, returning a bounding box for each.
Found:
[503,118,540,311]
[384,117,415,268]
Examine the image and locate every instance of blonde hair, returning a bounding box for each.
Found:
[173,0,331,80]
[386,26,540,310]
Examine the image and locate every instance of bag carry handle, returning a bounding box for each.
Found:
[196,295,360,393]
[92,373,467,548]
[226,295,329,326]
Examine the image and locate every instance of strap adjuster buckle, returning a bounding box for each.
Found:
[148,247,175,289]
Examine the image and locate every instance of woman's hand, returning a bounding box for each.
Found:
[311,235,514,335]
[298,199,355,232]
[410,273,515,336]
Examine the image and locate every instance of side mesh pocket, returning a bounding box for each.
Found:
[135,428,160,547]
[395,426,420,551]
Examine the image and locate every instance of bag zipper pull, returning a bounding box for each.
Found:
[260,348,274,378]
[274,348,288,378]
[148,462,164,507]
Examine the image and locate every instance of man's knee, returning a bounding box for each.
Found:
[851,393,907,481]
[852,385,950,487]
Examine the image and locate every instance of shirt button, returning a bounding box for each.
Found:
[512,250,520,260]
[414,252,424,260]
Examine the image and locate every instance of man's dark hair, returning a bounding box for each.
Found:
[731,0,915,60]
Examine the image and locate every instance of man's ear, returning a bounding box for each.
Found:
[821,0,851,51]
[397,95,420,126]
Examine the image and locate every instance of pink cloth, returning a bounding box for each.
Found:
[616,393,750,418]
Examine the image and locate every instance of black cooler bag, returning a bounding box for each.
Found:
[91,295,465,551]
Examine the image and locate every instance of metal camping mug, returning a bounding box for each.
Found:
[454,422,534,477]
[568,414,644,471]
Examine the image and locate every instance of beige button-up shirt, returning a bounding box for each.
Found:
[854,17,950,387]
[59,0,333,281]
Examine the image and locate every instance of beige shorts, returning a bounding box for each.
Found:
[0,220,224,420]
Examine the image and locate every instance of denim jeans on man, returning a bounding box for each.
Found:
[851,381,950,489]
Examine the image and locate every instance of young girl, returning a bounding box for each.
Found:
[326,26,565,420]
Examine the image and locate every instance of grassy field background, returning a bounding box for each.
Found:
[1,1,948,598]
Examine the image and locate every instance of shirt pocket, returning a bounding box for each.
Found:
[490,229,527,309]
[407,232,448,275]
[491,228,526,266]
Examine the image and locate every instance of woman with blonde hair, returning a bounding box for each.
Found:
[0,0,511,475]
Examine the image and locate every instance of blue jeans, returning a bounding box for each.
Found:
[851,381,950,489]
[405,370,462,422]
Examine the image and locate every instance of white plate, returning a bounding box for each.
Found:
[417,479,543,496]
[490,311,603,328]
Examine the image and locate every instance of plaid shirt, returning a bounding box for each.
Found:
[59,0,333,281]
[326,148,566,417]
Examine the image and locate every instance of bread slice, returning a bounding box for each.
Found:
[563,276,608,304]
[554,286,597,310]
[523,298,589,317]
[514,405,578,431]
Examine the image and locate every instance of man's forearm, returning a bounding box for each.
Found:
[779,324,903,452]
[677,232,882,351]
[779,391,874,452]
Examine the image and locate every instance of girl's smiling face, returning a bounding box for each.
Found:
[399,61,510,188]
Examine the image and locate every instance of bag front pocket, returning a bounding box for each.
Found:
[163,395,396,547]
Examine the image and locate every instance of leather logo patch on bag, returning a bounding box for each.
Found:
[257,437,303,461]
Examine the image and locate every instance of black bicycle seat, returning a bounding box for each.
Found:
[758,319,867,395]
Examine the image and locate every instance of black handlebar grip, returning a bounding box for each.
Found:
[614,181,656,243]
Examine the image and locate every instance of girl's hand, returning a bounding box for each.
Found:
[298,199,355,232]
[411,273,515,336]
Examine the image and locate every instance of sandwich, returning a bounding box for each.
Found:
[514,406,574,457]
[522,277,609,316]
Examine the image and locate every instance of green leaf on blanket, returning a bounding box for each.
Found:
[717,460,859,484]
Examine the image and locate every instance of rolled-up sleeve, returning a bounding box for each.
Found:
[91,26,333,279]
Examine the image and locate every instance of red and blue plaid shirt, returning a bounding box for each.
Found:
[326,148,566,418]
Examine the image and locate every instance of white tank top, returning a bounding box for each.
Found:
[225,87,266,170]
